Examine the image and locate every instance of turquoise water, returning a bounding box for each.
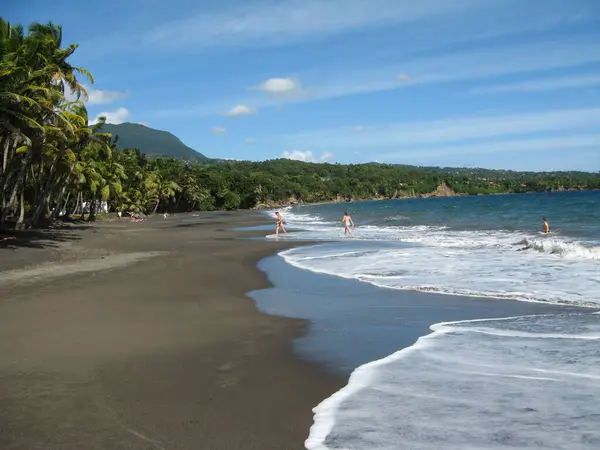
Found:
[260,191,600,449]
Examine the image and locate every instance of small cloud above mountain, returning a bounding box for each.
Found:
[225,104,257,117]
[252,77,306,96]
[90,107,130,125]
[281,150,333,162]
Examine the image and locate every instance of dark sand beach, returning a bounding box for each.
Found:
[0,212,342,450]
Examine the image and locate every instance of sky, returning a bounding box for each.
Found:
[6,0,600,171]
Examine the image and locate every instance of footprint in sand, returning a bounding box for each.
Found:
[216,362,240,388]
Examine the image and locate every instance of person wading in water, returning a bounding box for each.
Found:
[275,211,287,236]
[342,211,355,236]
[542,217,550,233]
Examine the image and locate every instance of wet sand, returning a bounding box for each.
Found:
[0,212,342,450]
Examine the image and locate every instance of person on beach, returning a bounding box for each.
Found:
[342,211,354,236]
[275,211,287,236]
[542,217,550,233]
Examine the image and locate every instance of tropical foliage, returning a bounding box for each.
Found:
[0,19,184,228]
[1,18,599,229]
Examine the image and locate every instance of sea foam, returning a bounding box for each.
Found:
[306,313,600,450]
[271,201,600,449]
[273,208,600,307]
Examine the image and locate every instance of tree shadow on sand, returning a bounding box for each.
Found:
[0,224,86,252]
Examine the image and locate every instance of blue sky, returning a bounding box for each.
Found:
[6,0,600,171]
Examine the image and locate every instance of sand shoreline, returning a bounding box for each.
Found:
[0,212,342,450]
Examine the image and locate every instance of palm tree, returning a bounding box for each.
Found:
[144,171,181,214]
[0,18,94,228]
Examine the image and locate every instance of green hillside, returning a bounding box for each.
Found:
[103,123,207,160]
[378,163,598,180]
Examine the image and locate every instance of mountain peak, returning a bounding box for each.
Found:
[102,123,207,160]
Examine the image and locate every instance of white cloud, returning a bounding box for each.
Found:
[378,134,600,161]
[225,104,257,117]
[306,37,600,103]
[144,0,486,50]
[320,151,334,162]
[85,0,597,69]
[282,150,314,161]
[86,86,126,105]
[280,107,600,151]
[211,126,227,134]
[252,77,306,96]
[281,150,333,162]
[150,34,600,120]
[395,73,412,82]
[244,138,256,144]
[419,40,600,85]
[90,107,130,125]
[67,84,126,105]
[472,74,600,94]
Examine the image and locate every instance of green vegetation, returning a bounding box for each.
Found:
[1,18,599,229]
[103,123,207,160]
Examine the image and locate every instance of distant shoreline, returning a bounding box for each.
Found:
[2,189,597,233]
[252,187,599,210]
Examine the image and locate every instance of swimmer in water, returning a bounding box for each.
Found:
[275,211,287,236]
[342,211,354,236]
[542,217,550,233]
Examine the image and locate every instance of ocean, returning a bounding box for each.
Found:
[259,191,600,449]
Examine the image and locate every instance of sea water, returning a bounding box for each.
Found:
[266,191,600,449]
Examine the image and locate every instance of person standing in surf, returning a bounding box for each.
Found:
[342,211,355,236]
[542,217,550,233]
[275,211,287,236]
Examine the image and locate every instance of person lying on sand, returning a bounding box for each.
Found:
[1,236,16,242]
[275,211,287,236]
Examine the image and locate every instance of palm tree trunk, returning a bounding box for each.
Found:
[0,163,14,226]
[175,193,183,211]
[32,161,44,209]
[7,149,31,214]
[88,197,97,221]
[79,195,87,220]
[1,134,10,176]
[0,165,17,217]
[152,198,160,214]
[16,185,26,230]
[53,185,69,220]
[63,191,71,215]
[32,164,56,227]
[72,192,82,216]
